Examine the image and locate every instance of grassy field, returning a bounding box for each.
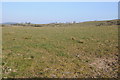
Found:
[2,22,118,78]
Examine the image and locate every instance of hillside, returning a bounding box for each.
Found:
[2,20,119,78]
[1,19,120,27]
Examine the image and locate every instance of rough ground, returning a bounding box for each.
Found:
[2,21,118,78]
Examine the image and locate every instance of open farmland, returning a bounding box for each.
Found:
[2,21,119,78]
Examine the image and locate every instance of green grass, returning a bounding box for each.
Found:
[2,23,118,78]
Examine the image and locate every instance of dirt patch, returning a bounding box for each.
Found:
[89,57,118,78]
[90,58,109,69]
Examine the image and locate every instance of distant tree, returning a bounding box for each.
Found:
[2,24,5,27]
[25,22,31,25]
[73,21,76,23]
[25,22,27,24]
[28,22,31,24]
[117,20,120,25]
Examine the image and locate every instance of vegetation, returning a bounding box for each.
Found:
[2,20,119,78]
[2,19,120,27]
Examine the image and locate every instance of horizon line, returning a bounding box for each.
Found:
[1,19,119,24]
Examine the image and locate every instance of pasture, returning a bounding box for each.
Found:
[2,22,118,78]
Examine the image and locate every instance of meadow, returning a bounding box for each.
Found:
[2,21,118,78]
